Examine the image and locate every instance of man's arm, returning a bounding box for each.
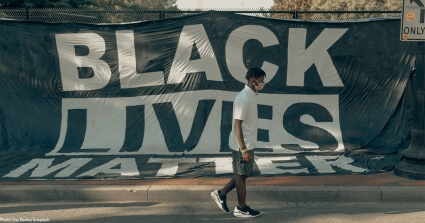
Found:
[234,119,252,161]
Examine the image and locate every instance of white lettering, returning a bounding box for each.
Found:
[77,158,139,177]
[147,157,196,176]
[2,155,368,179]
[305,155,367,173]
[48,92,344,156]
[3,158,92,178]
[287,28,347,87]
[199,157,233,174]
[55,33,111,91]
[168,24,222,83]
[116,30,165,88]
[256,156,308,174]
[226,25,279,83]
[257,93,344,152]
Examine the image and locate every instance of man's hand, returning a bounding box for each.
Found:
[242,152,252,162]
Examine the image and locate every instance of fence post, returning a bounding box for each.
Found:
[293,11,298,19]
[25,7,29,20]
[160,10,165,19]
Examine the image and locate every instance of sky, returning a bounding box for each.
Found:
[176,0,274,10]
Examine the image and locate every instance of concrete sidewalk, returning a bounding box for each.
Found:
[0,171,424,203]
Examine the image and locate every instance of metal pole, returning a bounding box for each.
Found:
[160,10,165,20]
[293,11,298,19]
[395,42,425,180]
[25,7,29,21]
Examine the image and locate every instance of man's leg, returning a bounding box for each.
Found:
[235,174,247,208]
[231,150,260,218]
[220,175,236,196]
[233,172,260,218]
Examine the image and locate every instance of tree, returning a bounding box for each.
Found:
[90,0,177,10]
[310,0,402,10]
[0,0,178,9]
[270,0,312,19]
[309,0,402,20]
[0,0,97,8]
[270,0,402,20]
[0,0,178,23]
[86,0,178,22]
[271,0,312,11]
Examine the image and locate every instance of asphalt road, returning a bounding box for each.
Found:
[0,201,424,223]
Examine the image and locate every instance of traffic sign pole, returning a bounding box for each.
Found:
[396,0,425,180]
[395,42,425,180]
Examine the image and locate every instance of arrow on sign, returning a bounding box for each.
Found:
[411,0,425,23]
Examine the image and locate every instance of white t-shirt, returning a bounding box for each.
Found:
[229,85,258,151]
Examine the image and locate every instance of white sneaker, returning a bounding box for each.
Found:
[233,205,261,218]
[211,190,229,212]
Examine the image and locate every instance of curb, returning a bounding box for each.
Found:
[1,185,424,203]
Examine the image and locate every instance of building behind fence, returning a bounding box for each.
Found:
[0,8,401,23]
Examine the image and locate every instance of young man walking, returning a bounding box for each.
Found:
[211,67,265,218]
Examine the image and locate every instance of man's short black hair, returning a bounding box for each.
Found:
[245,67,266,80]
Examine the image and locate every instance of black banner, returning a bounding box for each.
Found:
[0,12,416,180]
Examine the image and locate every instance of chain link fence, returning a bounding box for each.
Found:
[0,8,401,23]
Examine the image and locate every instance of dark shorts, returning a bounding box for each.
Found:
[232,149,254,176]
